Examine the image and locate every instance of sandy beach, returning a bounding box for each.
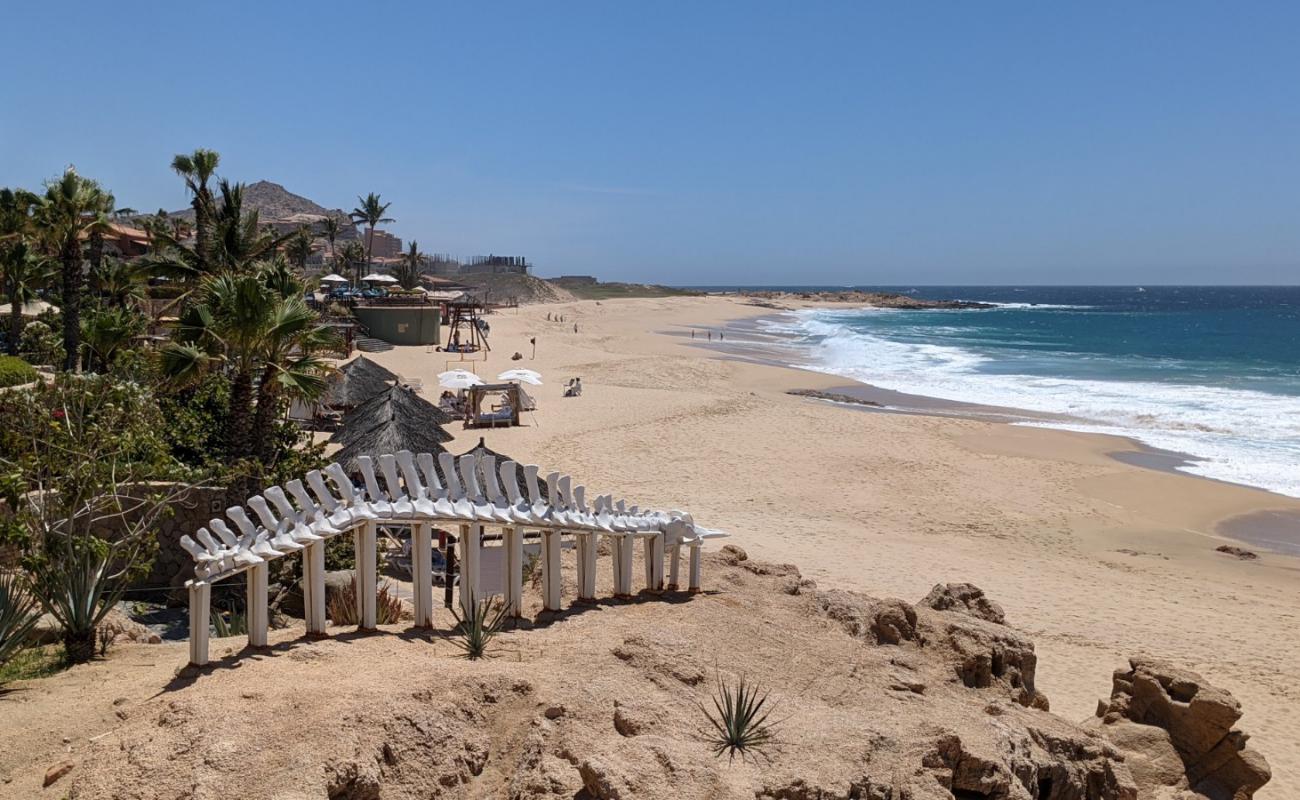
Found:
[364,295,1300,796]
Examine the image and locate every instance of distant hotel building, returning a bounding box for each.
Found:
[367,230,403,259]
[462,255,531,275]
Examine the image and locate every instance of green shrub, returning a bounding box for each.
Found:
[17,320,63,367]
[0,356,36,388]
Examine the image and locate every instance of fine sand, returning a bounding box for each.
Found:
[364,295,1300,796]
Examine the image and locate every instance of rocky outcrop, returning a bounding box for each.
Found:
[919,582,1007,625]
[928,611,1049,711]
[1093,658,1270,799]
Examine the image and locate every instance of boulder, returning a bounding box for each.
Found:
[928,613,1047,710]
[1094,657,1270,799]
[918,582,1006,624]
[814,590,913,644]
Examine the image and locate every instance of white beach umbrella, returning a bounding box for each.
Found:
[319,273,349,283]
[360,273,398,283]
[439,372,485,390]
[497,369,543,385]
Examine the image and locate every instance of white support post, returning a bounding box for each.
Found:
[504,527,523,617]
[247,562,269,648]
[688,543,702,592]
[304,541,326,636]
[188,581,211,666]
[667,544,682,590]
[412,523,434,628]
[615,536,635,598]
[576,532,597,602]
[459,523,481,618]
[542,530,562,611]
[645,534,664,593]
[357,521,378,629]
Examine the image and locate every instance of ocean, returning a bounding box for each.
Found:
[743,286,1300,498]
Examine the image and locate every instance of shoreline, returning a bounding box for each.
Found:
[691,301,1300,552]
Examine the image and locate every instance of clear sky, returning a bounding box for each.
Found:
[2,2,1297,285]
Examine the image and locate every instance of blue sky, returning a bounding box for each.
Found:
[2,2,1297,285]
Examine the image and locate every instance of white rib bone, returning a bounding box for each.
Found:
[357,456,393,518]
[477,455,515,523]
[457,454,495,520]
[417,452,461,518]
[378,454,414,517]
[267,485,325,541]
[325,463,377,522]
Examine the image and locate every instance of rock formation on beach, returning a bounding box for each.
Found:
[1090,658,1271,800]
[5,549,1270,799]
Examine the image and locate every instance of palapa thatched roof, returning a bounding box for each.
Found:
[457,437,547,502]
[331,385,454,449]
[333,417,449,474]
[322,356,401,409]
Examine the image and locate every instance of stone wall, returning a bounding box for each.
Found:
[135,485,230,593]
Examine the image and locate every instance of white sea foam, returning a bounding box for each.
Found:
[784,310,1300,497]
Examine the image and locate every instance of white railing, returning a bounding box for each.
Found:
[180,450,727,665]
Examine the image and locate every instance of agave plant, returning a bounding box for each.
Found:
[326,578,405,627]
[0,571,40,669]
[211,599,248,638]
[450,593,509,660]
[31,545,126,664]
[701,674,780,762]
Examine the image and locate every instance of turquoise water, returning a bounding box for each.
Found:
[768,286,1300,496]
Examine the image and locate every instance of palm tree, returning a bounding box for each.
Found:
[285,227,313,272]
[161,263,335,487]
[80,306,144,373]
[0,188,41,354]
[1,241,53,356]
[395,240,423,290]
[338,240,366,288]
[349,193,393,282]
[171,149,220,273]
[85,188,117,276]
[90,257,149,307]
[37,168,112,371]
[320,216,341,269]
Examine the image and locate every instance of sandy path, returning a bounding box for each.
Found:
[367,295,1300,796]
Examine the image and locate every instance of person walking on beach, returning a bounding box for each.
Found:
[691,329,695,339]
[574,323,578,333]
[707,330,712,341]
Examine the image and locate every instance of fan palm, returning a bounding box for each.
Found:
[349,193,394,279]
[339,240,366,288]
[37,168,112,371]
[161,263,336,477]
[285,226,313,271]
[171,149,220,272]
[81,306,144,373]
[0,188,43,355]
[320,216,341,268]
[90,257,148,307]
[1,241,54,355]
[394,240,423,290]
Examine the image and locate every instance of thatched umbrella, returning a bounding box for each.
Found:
[322,356,401,409]
[333,416,449,474]
[331,385,454,448]
[458,437,547,501]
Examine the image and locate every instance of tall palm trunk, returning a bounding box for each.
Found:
[60,237,83,372]
[251,364,281,468]
[194,198,210,273]
[8,291,21,356]
[366,226,375,270]
[227,368,254,463]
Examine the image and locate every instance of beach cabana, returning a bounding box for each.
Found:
[331,384,454,449]
[322,356,401,410]
[464,382,526,428]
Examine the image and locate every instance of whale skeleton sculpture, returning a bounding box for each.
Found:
[180,449,726,665]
